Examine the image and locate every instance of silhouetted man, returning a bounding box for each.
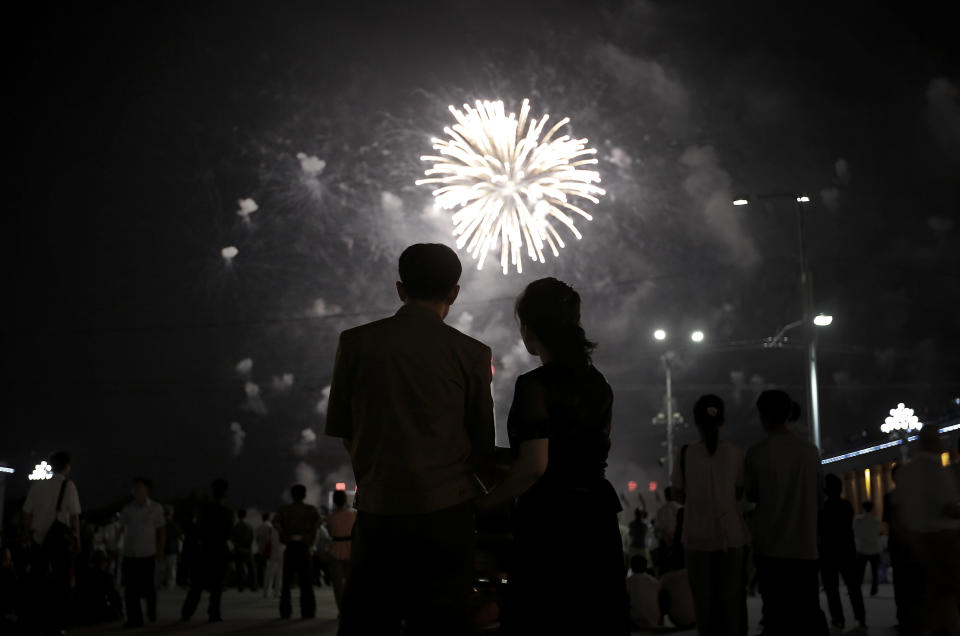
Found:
[326,243,495,636]
[853,500,881,597]
[230,508,255,591]
[744,390,828,636]
[818,473,865,630]
[181,478,233,623]
[23,451,81,634]
[274,484,319,619]
[118,477,165,627]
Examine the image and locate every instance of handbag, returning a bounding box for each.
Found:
[43,479,77,558]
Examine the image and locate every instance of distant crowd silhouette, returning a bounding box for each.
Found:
[4,243,960,636]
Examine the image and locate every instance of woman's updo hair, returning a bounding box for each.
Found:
[693,394,725,456]
[515,277,596,367]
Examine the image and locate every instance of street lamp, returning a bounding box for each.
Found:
[654,329,705,477]
[732,192,823,449]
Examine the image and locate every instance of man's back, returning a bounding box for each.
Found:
[745,430,822,559]
[326,303,494,514]
[275,501,319,544]
[199,503,233,557]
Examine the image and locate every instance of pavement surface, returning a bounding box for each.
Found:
[68,583,902,635]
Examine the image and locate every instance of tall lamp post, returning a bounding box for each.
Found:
[734,192,824,449]
[654,328,705,476]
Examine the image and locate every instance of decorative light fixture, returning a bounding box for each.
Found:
[881,403,923,434]
[28,461,53,481]
[653,329,667,341]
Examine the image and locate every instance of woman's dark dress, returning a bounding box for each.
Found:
[506,363,629,635]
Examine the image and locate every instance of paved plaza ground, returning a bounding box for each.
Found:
[68,582,902,635]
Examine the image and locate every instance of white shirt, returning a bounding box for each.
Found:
[892,452,960,533]
[744,430,822,560]
[853,513,882,555]
[660,569,696,627]
[119,498,165,558]
[671,440,749,551]
[255,521,273,554]
[23,474,81,544]
[626,572,661,627]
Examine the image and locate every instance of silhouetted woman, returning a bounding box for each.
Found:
[671,395,749,636]
[479,277,629,635]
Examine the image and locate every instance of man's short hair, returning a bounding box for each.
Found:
[48,451,71,473]
[398,243,462,300]
[862,500,874,512]
[211,478,229,501]
[237,508,247,519]
[132,476,152,489]
[332,490,348,508]
[756,390,793,425]
[262,512,270,522]
[290,484,307,502]
[630,554,648,574]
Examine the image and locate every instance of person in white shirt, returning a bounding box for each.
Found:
[889,427,960,634]
[852,500,882,596]
[261,514,284,599]
[626,554,661,628]
[254,512,273,590]
[744,390,828,636]
[118,477,166,627]
[22,451,81,634]
[672,394,749,636]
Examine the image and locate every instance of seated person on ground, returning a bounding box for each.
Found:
[626,555,661,628]
[659,568,696,629]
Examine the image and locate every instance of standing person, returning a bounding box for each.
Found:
[326,489,357,615]
[326,243,495,636]
[853,500,882,597]
[254,512,272,590]
[118,477,166,627]
[671,394,749,636]
[261,514,283,599]
[890,426,960,634]
[230,509,255,592]
[478,277,629,635]
[818,474,865,631]
[653,487,680,570]
[22,451,81,635]
[744,389,828,636]
[159,506,181,590]
[181,479,233,623]
[274,484,319,619]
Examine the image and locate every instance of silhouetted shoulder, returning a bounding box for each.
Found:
[442,322,492,360]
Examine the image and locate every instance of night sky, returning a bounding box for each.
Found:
[4,0,959,511]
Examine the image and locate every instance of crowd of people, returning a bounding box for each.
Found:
[4,242,960,636]
[2,462,358,634]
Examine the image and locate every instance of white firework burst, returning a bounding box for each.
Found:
[416,99,605,274]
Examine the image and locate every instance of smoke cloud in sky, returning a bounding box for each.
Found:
[229,422,246,457]
[294,427,318,457]
[244,382,267,415]
[236,198,259,218]
[316,385,331,417]
[293,461,322,508]
[235,358,253,377]
[271,373,294,392]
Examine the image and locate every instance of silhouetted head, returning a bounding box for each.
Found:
[630,554,648,574]
[237,509,247,520]
[397,244,461,312]
[332,489,348,508]
[862,500,874,513]
[890,462,900,484]
[756,390,792,431]
[211,478,229,502]
[788,400,802,423]
[918,426,942,454]
[694,394,725,455]
[262,512,270,522]
[663,486,674,503]
[824,473,842,498]
[48,451,71,476]
[290,484,307,502]
[131,477,152,504]
[515,277,596,367]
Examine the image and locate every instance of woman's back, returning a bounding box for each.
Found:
[672,440,749,551]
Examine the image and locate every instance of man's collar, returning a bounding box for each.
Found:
[396,303,444,322]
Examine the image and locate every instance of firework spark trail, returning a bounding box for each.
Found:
[416,99,605,274]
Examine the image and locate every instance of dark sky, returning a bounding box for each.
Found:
[4,0,959,511]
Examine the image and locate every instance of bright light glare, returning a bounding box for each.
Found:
[690,330,705,343]
[796,195,811,203]
[416,99,605,274]
[653,329,667,341]
[813,314,833,326]
[881,403,923,434]
[732,198,749,206]
[221,246,239,260]
[334,482,346,491]
[0,466,14,474]
[29,461,53,481]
